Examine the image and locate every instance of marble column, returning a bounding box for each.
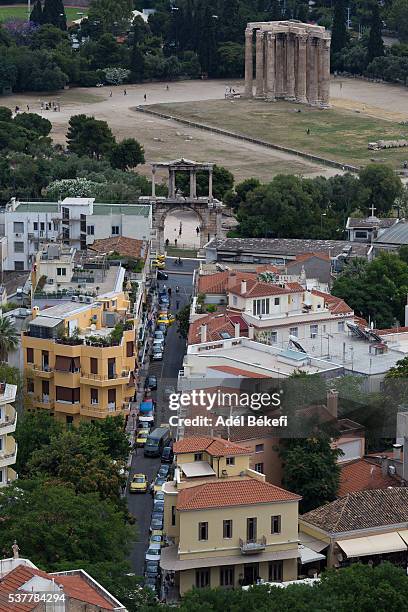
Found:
[244,29,254,98]
[296,34,307,103]
[275,34,284,98]
[318,38,331,107]
[307,38,318,105]
[151,166,156,198]
[168,169,176,198]
[189,170,197,198]
[255,30,265,97]
[208,170,213,201]
[265,32,276,101]
[286,33,296,100]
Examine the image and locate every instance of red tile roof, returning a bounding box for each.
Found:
[187,312,248,345]
[376,326,408,335]
[338,458,399,497]
[208,365,272,378]
[0,565,118,611]
[90,236,146,259]
[173,436,250,456]
[286,252,331,266]
[177,479,301,511]
[230,278,304,298]
[197,269,281,295]
[311,289,353,315]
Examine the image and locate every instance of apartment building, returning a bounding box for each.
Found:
[0,383,17,488]
[21,293,136,425]
[1,197,152,271]
[160,436,301,596]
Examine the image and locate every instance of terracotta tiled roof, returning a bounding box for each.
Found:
[338,459,398,497]
[376,326,408,335]
[0,566,118,611]
[230,279,303,298]
[301,488,408,533]
[208,365,272,378]
[286,252,331,266]
[187,312,248,345]
[177,479,301,511]
[173,436,250,456]
[90,236,146,259]
[311,289,353,315]
[197,271,259,295]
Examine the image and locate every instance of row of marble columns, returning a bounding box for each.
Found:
[245,29,330,107]
[151,167,213,200]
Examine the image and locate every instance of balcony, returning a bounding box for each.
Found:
[31,365,54,379]
[0,405,17,435]
[35,395,54,410]
[239,536,266,554]
[0,438,17,467]
[80,402,130,419]
[80,370,131,386]
[54,401,80,415]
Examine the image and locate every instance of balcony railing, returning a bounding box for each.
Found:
[80,371,130,382]
[0,405,16,429]
[0,439,17,463]
[239,536,266,554]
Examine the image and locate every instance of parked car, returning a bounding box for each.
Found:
[153,500,164,514]
[158,464,170,479]
[157,314,175,326]
[150,476,166,495]
[156,254,166,261]
[154,490,165,502]
[157,322,167,335]
[145,543,161,562]
[145,559,160,578]
[129,473,148,494]
[135,429,149,447]
[157,270,168,280]
[152,260,165,269]
[152,338,164,350]
[149,514,164,532]
[144,576,158,593]
[152,345,163,361]
[150,533,164,547]
[154,329,165,341]
[144,375,158,390]
[161,445,174,463]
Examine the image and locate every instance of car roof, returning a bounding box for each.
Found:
[133,473,146,478]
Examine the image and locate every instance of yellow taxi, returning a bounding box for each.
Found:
[149,533,165,547]
[157,313,175,326]
[152,260,165,270]
[151,529,164,540]
[135,429,149,447]
[129,473,148,494]
[156,254,166,261]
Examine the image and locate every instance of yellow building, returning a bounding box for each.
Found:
[0,383,18,487]
[22,292,136,425]
[161,436,301,597]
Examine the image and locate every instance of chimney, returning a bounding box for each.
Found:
[234,322,240,338]
[326,389,339,419]
[200,323,207,343]
[393,443,403,461]
[241,279,247,294]
[248,325,254,340]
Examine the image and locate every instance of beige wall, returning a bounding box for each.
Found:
[238,437,283,485]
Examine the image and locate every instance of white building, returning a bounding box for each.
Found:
[0,197,153,271]
[0,383,17,488]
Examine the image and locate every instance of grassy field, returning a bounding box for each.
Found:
[0,5,87,23]
[148,99,408,170]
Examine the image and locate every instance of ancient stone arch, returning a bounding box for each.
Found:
[139,159,224,251]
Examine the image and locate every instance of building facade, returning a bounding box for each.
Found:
[0,383,17,488]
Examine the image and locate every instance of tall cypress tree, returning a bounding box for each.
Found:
[367,2,384,64]
[42,0,67,30]
[30,0,44,25]
[331,0,347,55]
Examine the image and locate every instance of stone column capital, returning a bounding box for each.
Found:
[256,29,264,39]
[245,29,253,39]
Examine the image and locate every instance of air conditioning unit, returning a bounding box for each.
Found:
[85,296,92,303]
[78,295,85,303]
[71,295,79,302]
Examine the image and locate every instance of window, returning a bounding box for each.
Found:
[220,566,234,587]
[53,221,59,231]
[255,443,264,453]
[40,222,45,231]
[274,297,280,306]
[33,222,38,230]
[87,225,95,236]
[198,522,208,541]
[355,230,367,239]
[195,569,210,589]
[232,295,238,306]
[57,268,67,276]
[194,453,203,461]
[253,298,270,316]
[289,327,298,337]
[27,378,34,393]
[56,387,80,403]
[66,415,74,426]
[126,341,134,358]
[271,515,281,534]
[338,321,345,332]
[255,462,264,473]
[226,456,235,466]
[223,520,233,539]
[62,207,69,220]
[171,505,176,526]
[111,226,120,235]
[13,222,24,233]
[48,223,52,231]
[268,560,283,582]
[90,388,98,405]
[108,388,116,408]
[310,324,318,339]
[247,517,257,541]
[26,347,34,363]
[14,242,24,253]
[14,261,24,271]
[269,331,277,344]
[90,357,98,375]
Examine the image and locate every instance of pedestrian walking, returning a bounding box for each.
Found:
[124,89,127,95]
[109,90,112,97]
[306,128,310,135]
[176,300,180,310]
[26,105,30,112]
[196,226,200,235]
[168,287,172,296]
[165,238,169,247]
[144,93,147,101]
[174,238,177,247]
[166,84,169,91]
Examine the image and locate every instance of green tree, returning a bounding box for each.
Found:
[66,114,116,160]
[85,415,130,461]
[88,0,133,34]
[331,0,347,55]
[110,138,145,170]
[367,1,384,64]
[176,304,190,338]
[390,0,408,43]
[14,112,52,137]
[42,0,67,30]
[0,107,13,122]
[0,482,134,567]
[0,316,18,362]
[217,42,244,77]
[15,411,63,476]
[30,0,44,25]
[280,433,341,512]
[359,163,403,215]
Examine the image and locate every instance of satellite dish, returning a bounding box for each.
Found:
[90,324,96,331]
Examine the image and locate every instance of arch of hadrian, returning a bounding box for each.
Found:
[244,20,331,107]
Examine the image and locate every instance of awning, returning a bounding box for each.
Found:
[337,532,407,558]
[54,355,80,372]
[299,533,329,553]
[299,545,326,565]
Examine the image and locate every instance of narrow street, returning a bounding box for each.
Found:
[127,258,199,576]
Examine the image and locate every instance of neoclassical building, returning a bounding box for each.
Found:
[244,20,331,107]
